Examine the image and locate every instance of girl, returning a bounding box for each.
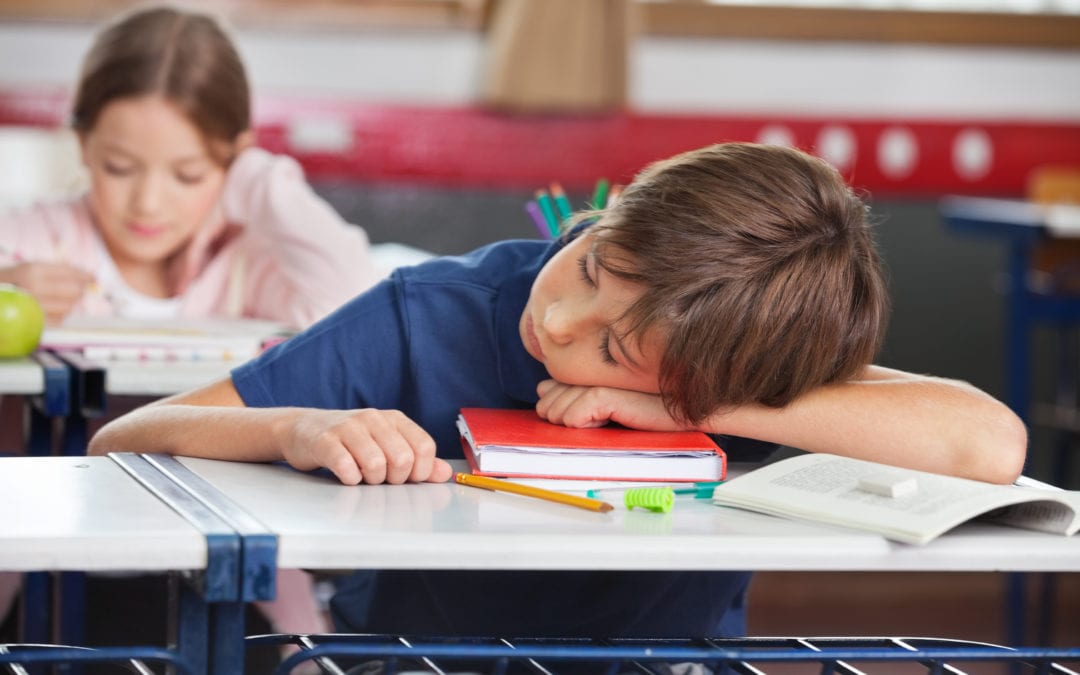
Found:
[90,142,1027,643]
[0,4,382,660]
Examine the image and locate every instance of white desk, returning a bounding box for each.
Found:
[102,359,235,397]
[0,356,44,395]
[0,454,261,674]
[176,457,1080,573]
[4,454,1079,674]
[0,456,205,571]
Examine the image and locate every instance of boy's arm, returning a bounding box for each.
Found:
[87,377,453,485]
[535,365,1027,484]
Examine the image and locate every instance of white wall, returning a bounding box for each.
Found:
[0,20,1078,121]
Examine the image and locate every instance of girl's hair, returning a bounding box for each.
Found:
[588,142,889,424]
[71,5,250,163]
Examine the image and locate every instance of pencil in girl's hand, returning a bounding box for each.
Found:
[534,190,560,239]
[550,182,573,224]
[525,200,552,240]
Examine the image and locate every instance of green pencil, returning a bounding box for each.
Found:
[550,182,573,225]
[535,190,560,239]
[591,178,610,210]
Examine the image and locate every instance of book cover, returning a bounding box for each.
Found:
[711,452,1080,545]
[457,408,725,482]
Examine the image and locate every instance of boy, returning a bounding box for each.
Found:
[90,142,1026,638]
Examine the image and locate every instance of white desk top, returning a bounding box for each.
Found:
[0,456,206,572]
[103,359,235,396]
[0,357,44,395]
[178,457,1080,573]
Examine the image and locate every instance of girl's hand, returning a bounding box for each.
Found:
[0,262,94,324]
[535,379,685,432]
[278,407,453,486]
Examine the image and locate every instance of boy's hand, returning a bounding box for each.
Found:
[535,379,683,431]
[279,408,453,485]
[0,262,94,324]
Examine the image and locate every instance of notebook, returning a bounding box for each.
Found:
[457,408,726,482]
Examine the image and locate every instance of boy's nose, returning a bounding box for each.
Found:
[542,300,588,345]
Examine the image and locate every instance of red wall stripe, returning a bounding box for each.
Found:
[3,88,1079,197]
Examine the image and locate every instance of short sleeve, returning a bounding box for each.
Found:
[231,278,409,411]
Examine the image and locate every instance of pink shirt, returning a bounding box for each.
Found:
[0,148,384,328]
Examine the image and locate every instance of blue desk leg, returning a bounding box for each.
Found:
[1007,241,1033,427]
[168,574,246,675]
[171,574,209,675]
[1005,241,1032,657]
[209,602,247,674]
[18,572,48,645]
[26,405,53,457]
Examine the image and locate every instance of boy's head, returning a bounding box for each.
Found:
[589,142,889,423]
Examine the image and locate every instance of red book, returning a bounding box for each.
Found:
[457,408,726,482]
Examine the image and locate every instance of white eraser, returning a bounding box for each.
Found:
[858,473,918,498]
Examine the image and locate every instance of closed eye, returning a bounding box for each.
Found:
[577,255,595,287]
[599,329,618,366]
[175,171,208,186]
[103,161,136,177]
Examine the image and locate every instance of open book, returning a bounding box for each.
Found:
[457,408,726,482]
[710,453,1080,545]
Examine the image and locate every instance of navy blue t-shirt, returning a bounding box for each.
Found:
[233,237,761,638]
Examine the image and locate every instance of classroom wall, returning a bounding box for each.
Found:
[2,20,1078,119]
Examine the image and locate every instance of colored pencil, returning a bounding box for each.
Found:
[550,182,573,224]
[534,190,560,239]
[525,200,552,240]
[591,178,609,210]
[454,472,614,513]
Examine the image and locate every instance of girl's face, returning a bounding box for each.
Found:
[79,95,229,271]
[521,232,665,393]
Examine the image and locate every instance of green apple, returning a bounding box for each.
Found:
[0,283,45,358]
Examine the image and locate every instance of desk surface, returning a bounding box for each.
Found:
[0,357,44,395]
[178,457,1080,573]
[0,456,206,572]
[103,359,235,396]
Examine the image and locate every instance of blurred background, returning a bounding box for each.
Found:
[0,0,1078,652]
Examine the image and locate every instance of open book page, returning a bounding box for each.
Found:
[710,453,1080,545]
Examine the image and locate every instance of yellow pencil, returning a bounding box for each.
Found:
[454,472,614,513]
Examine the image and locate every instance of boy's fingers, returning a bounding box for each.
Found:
[325,448,363,485]
[395,418,438,483]
[427,458,454,483]
[369,422,421,485]
[536,379,560,397]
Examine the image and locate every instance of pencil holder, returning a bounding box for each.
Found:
[624,487,674,513]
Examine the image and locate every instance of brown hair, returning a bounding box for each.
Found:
[586,142,889,424]
[71,4,250,163]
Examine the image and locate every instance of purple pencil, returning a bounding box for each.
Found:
[525,200,552,240]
